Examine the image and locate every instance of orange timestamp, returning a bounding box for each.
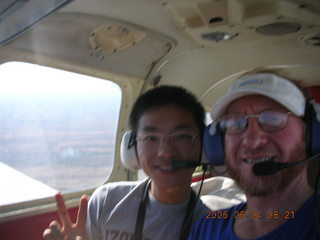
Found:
[266,210,295,219]
[205,210,295,219]
[205,210,229,219]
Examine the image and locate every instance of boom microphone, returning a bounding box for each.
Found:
[253,152,320,176]
[171,160,209,170]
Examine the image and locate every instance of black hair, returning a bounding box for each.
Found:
[129,85,205,139]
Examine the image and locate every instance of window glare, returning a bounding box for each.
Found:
[0,62,118,96]
[0,62,121,205]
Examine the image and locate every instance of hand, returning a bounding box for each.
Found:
[43,193,89,240]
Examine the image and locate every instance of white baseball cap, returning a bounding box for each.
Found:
[210,73,306,122]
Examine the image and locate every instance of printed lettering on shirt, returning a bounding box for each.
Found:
[105,229,150,240]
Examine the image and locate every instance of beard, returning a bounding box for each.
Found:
[227,144,307,197]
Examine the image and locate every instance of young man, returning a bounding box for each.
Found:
[189,72,319,239]
[43,86,209,240]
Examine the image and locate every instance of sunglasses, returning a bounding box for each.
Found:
[219,110,292,135]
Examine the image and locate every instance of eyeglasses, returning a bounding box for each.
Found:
[219,110,292,135]
[136,132,198,150]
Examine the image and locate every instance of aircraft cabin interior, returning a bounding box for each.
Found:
[0,0,319,239]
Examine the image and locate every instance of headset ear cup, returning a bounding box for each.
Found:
[310,103,320,155]
[203,123,225,165]
[120,130,140,170]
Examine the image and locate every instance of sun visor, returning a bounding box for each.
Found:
[0,0,71,45]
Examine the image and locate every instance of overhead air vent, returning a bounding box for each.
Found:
[89,23,146,53]
[201,31,238,42]
[197,1,228,27]
[306,36,320,46]
[300,32,320,47]
[256,22,301,35]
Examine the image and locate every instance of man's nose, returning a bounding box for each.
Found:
[157,137,178,157]
[242,118,268,149]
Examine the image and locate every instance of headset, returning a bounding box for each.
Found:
[120,130,140,171]
[203,94,320,166]
[120,130,209,170]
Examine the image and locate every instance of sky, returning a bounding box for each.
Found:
[0,61,121,97]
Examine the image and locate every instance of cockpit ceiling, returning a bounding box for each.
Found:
[1,0,320,102]
[2,13,174,79]
[162,0,320,45]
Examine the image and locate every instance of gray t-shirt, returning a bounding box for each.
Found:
[87,179,208,240]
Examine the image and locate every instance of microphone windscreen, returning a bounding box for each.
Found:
[252,161,281,176]
[171,160,199,169]
[253,153,320,176]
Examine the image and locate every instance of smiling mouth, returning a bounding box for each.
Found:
[244,157,275,164]
[156,165,174,171]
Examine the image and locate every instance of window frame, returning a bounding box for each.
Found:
[0,60,143,223]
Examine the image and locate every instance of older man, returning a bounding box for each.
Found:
[189,72,319,239]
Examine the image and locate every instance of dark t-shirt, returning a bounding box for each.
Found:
[189,195,319,240]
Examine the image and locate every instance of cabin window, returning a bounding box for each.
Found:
[0,62,121,206]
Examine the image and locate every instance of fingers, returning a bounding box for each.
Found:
[43,221,63,240]
[55,192,72,229]
[75,237,86,240]
[52,193,88,239]
[75,195,89,230]
[49,220,62,231]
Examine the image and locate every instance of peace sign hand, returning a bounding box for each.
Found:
[43,193,89,240]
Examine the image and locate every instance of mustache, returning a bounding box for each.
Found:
[239,147,276,157]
